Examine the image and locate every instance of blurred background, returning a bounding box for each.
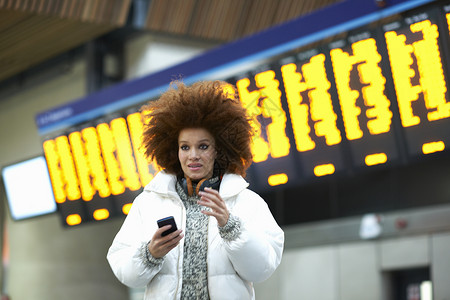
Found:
[1,0,450,299]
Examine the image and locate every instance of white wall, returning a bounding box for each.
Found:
[255,228,450,300]
[125,35,213,80]
[431,232,450,300]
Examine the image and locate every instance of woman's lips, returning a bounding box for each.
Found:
[188,163,202,171]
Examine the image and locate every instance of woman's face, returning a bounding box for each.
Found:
[178,128,217,180]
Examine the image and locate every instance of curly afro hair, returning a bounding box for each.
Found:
[141,80,254,177]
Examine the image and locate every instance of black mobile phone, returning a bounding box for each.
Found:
[157,216,178,236]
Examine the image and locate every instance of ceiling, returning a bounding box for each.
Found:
[0,0,340,84]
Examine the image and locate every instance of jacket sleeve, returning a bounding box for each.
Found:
[223,190,284,283]
[106,194,163,288]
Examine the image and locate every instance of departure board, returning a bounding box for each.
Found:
[383,8,450,158]
[328,30,400,168]
[280,50,346,178]
[232,66,301,190]
[40,1,450,226]
[42,112,159,226]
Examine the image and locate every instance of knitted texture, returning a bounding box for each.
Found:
[141,241,165,268]
[177,181,210,299]
[218,214,242,241]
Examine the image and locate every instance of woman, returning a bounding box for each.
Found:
[107,81,284,300]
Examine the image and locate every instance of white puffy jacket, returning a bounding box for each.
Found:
[107,171,284,300]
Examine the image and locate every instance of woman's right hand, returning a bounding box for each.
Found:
[148,226,184,258]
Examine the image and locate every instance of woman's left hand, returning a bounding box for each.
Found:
[198,187,229,227]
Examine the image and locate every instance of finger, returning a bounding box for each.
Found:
[162,232,184,252]
[198,190,225,208]
[198,198,220,211]
[203,186,219,194]
[152,227,181,248]
[200,187,220,198]
[200,208,229,227]
[198,195,227,216]
[164,229,183,241]
[199,209,221,222]
[202,187,222,202]
[197,195,228,218]
[158,229,183,247]
[166,231,184,245]
[149,230,184,258]
[156,225,173,236]
[198,189,229,226]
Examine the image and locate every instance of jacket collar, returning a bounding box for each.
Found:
[145,171,178,197]
[219,173,249,199]
[145,170,249,199]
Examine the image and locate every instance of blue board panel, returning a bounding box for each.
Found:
[35,0,434,135]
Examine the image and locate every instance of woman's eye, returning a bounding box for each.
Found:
[199,144,209,150]
[180,145,189,150]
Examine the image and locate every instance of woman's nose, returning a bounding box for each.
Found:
[189,148,199,159]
